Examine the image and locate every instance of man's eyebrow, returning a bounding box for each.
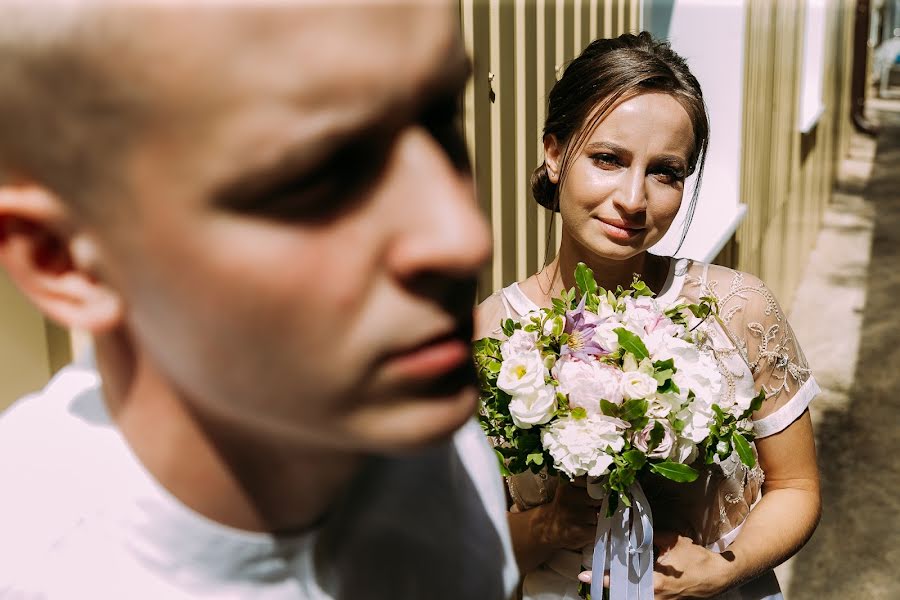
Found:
[210,133,348,210]
[212,49,472,210]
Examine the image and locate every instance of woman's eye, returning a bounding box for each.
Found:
[652,168,685,185]
[591,153,619,167]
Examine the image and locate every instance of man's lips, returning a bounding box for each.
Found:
[382,331,472,381]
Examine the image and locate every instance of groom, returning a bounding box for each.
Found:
[0,1,516,598]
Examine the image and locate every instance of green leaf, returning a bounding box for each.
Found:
[623,449,647,469]
[493,449,512,476]
[653,358,675,372]
[688,304,711,319]
[600,399,620,417]
[551,316,564,337]
[631,277,654,298]
[526,452,545,466]
[614,328,649,360]
[501,318,517,337]
[620,398,648,422]
[653,369,674,386]
[711,404,726,422]
[574,262,598,295]
[749,389,766,414]
[650,461,699,482]
[732,432,756,468]
[571,407,587,420]
[647,421,665,452]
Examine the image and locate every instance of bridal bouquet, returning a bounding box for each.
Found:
[475,263,764,599]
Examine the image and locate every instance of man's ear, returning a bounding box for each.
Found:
[0,184,123,333]
[543,134,563,184]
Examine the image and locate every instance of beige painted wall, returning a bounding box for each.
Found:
[0,273,67,411]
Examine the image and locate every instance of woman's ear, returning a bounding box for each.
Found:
[543,134,563,184]
[0,183,123,333]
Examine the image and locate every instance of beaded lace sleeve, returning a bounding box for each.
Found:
[694,264,820,438]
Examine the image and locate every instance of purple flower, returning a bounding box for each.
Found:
[561,295,608,361]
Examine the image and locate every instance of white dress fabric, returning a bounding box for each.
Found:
[477,258,819,600]
[0,356,519,599]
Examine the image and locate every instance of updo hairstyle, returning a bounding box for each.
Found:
[532,31,709,219]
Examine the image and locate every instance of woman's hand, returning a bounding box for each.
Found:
[576,531,729,599]
[508,477,602,573]
[533,478,602,551]
[651,531,731,599]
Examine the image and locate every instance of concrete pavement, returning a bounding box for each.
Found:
[775,97,900,599]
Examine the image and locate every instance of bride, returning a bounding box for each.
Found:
[474,32,821,600]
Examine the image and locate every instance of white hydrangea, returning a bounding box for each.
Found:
[541,414,628,478]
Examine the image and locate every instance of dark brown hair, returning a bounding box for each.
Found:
[532,31,709,247]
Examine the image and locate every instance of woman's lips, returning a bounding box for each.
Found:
[598,218,645,241]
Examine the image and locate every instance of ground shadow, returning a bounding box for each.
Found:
[787,107,900,599]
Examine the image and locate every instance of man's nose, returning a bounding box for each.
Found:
[383,127,492,282]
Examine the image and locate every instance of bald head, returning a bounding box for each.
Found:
[0,0,462,222]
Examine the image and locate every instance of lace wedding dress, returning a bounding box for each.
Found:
[476,258,820,600]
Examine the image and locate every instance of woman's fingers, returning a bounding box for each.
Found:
[576,570,611,588]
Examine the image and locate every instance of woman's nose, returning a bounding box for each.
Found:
[614,168,648,215]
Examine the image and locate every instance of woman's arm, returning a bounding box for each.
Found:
[650,410,821,599]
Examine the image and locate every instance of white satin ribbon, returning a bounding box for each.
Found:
[585,481,654,600]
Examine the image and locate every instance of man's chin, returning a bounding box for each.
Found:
[346,386,480,454]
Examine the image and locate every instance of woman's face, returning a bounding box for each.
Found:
[546,92,695,261]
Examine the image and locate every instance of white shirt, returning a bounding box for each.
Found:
[0,359,518,599]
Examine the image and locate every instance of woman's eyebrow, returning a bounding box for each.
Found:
[584,141,631,156]
[651,154,689,169]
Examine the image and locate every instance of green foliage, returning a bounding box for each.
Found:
[575,262,599,295]
[732,432,755,468]
[600,399,620,417]
[620,398,648,422]
[649,460,699,482]
[614,328,650,360]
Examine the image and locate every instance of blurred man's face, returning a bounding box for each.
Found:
[95,2,490,451]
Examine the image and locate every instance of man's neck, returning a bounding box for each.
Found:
[93,331,362,534]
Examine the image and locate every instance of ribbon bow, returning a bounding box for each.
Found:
[584,481,654,600]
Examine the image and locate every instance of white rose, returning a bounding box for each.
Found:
[632,419,677,459]
[553,355,623,414]
[497,350,547,395]
[621,371,658,400]
[541,414,628,478]
[501,329,539,361]
[508,384,558,429]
